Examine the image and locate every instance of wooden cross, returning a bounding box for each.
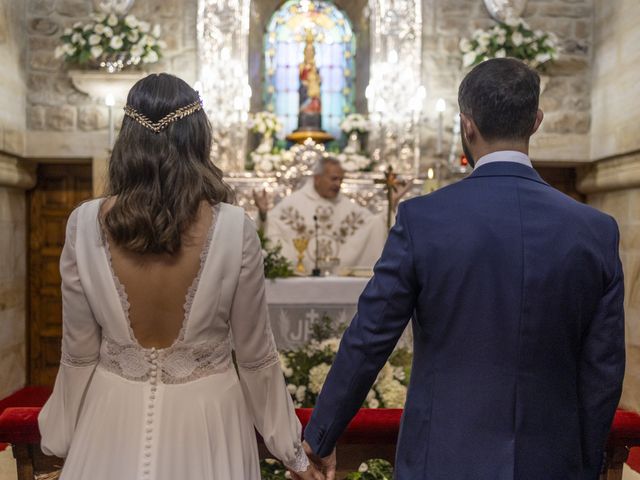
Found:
[374,165,401,229]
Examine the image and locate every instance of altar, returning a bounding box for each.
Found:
[265,276,370,349]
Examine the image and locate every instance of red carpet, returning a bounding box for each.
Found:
[629,447,640,473]
[1,387,640,474]
[0,386,52,452]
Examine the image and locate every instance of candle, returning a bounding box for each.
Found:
[435,98,446,156]
[105,93,115,150]
[422,167,439,194]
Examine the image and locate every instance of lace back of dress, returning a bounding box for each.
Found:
[99,203,232,384]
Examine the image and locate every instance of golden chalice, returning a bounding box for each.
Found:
[292,237,310,275]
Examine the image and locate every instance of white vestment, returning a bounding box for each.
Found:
[264,180,388,272]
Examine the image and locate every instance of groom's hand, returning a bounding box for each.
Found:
[303,440,336,480]
[289,462,325,480]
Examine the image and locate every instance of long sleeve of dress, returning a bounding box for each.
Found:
[38,207,102,457]
[229,216,310,473]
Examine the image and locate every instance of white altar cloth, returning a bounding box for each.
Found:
[265,276,370,349]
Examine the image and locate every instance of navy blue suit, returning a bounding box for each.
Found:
[304,161,625,479]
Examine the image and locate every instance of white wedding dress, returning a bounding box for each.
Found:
[38,199,309,480]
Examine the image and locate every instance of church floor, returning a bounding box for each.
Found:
[0,447,639,480]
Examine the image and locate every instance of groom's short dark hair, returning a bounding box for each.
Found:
[458,58,540,141]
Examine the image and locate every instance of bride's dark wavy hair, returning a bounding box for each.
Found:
[104,73,234,255]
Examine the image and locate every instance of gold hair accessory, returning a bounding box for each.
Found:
[123,97,203,133]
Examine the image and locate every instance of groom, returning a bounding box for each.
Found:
[301,58,625,480]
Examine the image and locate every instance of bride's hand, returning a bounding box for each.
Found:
[289,462,325,480]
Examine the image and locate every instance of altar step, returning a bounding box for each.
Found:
[0,387,639,479]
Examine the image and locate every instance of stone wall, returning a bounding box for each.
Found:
[422,0,593,163]
[0,178,28,399]
[0,0,28,399]
[25,0,197,140]
[580,0,640,413]
[23,0,595,164]
[590,0,640,160]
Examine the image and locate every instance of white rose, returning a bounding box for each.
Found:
[462,51,477,67]
[152,24,161,38]
[308,363,331,394]
[138,21,150,33]
[89,34,101,46]
[83,23,94,32]
[124,14,138,29]
[107,14,118,27]
[131,45,144,58]
[535,52,552,64]
[63,43,76,55]
[366,389,376,401]
[257,158,273,172]
[146,36,156,47]
[287,384,297,395]
[295,386,307,402]
[358,463,369,473]
[142,50,159,63]
[103,26,113,38]
[90,46,103,59]
[128,30,140,43]
[369,398,380,408]
[494,49,506,58]
[54,45,66,59]
[71,32,82,44]
[459,38,472,53]
[94,23,105,34]
[73,22,82,29]
[109,35,124,50]
[511,31,524,47]
[477,33,490,49]
[319,338,340,353]
[63,27,72,36]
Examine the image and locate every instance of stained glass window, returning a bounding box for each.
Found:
[264,0,356,141]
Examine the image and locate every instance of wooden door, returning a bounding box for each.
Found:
[28,163,93,386]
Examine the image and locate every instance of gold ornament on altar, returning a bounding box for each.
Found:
[292,236,310,275]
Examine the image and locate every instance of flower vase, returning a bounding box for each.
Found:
[345,131,362,154]
[256,132,274,154]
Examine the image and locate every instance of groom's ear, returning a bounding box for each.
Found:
[460,113,476,143]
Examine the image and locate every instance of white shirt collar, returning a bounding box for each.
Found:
[474,150,533,170]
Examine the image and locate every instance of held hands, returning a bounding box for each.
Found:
[289,462,325,480]
[297,440,336,480]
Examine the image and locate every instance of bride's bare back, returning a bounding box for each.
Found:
[100,198,214,349]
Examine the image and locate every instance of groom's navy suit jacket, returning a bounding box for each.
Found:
[304,161,625,480]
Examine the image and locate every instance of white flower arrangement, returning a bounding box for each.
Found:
[278,315,411,408]
[459,17,558,70]
[340,113,372,134]
[337,152,373,173]
[55,9,164,71]
[250,149,295,173]
[248,111,283,136]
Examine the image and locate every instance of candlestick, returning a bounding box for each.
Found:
[105,93,115,151]
[435,98,446,157]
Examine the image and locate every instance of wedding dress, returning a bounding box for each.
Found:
[38,199,308,480]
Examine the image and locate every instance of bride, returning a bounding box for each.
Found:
[38,73,323,480]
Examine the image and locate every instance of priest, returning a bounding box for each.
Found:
[254,156,410,273]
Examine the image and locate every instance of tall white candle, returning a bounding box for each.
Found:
[435,98,446,156]
[105,93,115,150]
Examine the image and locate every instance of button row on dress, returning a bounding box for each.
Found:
[142,347,160,479]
